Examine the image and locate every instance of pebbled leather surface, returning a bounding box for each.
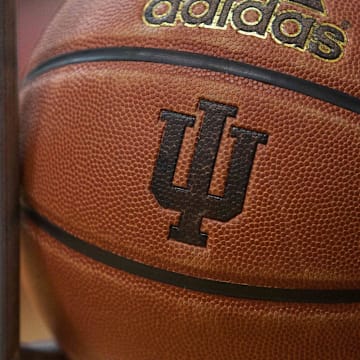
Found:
[22,221,360,360]
[26,0,360,97]
[21,61,359,289]
[16,0,64,79]
[20,0,360,359]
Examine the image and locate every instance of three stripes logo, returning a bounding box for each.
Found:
[291,0,324,12]
[143,0,347,62]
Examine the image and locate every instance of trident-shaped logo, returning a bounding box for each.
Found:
[151,99,268,247]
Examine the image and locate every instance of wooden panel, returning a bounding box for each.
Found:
[0,0,19,359]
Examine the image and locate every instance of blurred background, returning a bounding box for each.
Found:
[17,0,64,343]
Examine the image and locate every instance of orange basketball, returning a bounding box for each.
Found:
[20,0,360,359]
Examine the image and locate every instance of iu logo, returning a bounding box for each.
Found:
[151,99,268,247]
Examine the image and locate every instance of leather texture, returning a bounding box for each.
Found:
[16,0,64,79]
[20,0,360,359]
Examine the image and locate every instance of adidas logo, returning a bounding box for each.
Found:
[291,0,324,12]
[143,0,347,62]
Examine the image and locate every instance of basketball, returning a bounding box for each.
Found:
[20,0,360,359]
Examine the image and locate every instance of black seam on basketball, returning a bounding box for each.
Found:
[25,47,360,114]
[23,205,360,304]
